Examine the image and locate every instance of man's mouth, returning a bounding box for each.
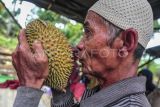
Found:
[79,58,84,64]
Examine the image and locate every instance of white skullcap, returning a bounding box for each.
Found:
[89,0,153,48]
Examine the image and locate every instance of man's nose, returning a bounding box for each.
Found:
[76,40,84,51]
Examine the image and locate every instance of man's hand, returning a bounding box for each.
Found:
[12,29,49,89]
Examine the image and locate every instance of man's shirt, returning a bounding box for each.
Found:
[13,76,151,107]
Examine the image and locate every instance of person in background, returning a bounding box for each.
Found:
[138,68,156,95]
[12,0,154,107]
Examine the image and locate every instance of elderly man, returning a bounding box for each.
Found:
[13,0,153,107]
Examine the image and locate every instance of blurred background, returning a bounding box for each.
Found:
[0,0,160,107]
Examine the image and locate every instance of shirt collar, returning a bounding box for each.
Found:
[80,76,146,107]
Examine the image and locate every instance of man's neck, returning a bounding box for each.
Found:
[99,59,139,89]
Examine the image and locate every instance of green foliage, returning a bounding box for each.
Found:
[36,9,61,23]
[0,3,3,12]
[139,56,160,74]
[154,20,160,31]
[154,20,160,28]
[63,22,83,45]
[0,34,17,50]
[149,62,160,74]
[0,75,14,83]
[0,1,20,37]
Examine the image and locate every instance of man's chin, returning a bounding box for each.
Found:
[82,67,94,77]
[82,67,89,74]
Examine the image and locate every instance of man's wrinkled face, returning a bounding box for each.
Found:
[77,11,119,79]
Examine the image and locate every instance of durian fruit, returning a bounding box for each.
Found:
[25,19,73,91]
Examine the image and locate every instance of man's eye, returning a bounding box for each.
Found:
[84,27,90,34]
[84,27,92,38]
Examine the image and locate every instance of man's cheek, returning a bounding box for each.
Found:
[90,49,99,58]
[99,49,110,58]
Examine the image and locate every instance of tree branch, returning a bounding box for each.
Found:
[0,0,22,29]
[138,57,157,69]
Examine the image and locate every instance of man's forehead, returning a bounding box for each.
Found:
[86,11,99,18]
[84,11,105,26]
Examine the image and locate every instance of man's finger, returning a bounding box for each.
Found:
[11,44,19,65]
[11,49,20,77]
[12,56,18,71]
[18,29,30,51]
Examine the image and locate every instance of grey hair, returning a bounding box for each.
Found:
[102,18,144,59]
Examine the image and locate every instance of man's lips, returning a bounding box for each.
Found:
[79,58,83,63]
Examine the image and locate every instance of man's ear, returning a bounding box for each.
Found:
[121,28,138,52]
